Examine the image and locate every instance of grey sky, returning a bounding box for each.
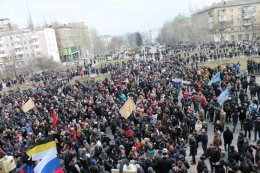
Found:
[0,0,219,35]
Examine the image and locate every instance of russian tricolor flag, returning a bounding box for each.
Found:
[33,149,64,173]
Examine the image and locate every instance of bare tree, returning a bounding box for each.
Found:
[35,56,60,72]
[127,33,136,46]
[73,23,91,59]
[159,15,194,46]
[90,28,105,55]
[108,36,124,52]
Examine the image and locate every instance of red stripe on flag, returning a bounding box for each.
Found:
[54,168,64,173]
[52,109,57,127]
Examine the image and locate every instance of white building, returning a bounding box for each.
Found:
[100,35,112,48]
[149,28,161,44]
[0,28,60,70]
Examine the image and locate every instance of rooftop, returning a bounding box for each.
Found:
[195,0,260,14]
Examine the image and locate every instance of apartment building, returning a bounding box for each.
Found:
[149,28,161,44]
[51,22,91,62]
[100,35,112,48]
[0,28,60,70]
[193,0,260,42]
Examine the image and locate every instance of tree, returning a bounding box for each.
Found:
[127,32,143,47]
[127,33,136,46]
[108,36,124,51]
[73,23,91,58]
[89,28,105,55]
[35,56,60,72]
[135,32,143,46]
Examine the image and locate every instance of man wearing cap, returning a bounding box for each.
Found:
[152,148,172,173]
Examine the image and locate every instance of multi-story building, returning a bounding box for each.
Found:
[192,0,260,42]
[149,28,161,44]
[0,28,60,70]
[51,22,91,62]
[100,35,112,48]
[0,18,18,33]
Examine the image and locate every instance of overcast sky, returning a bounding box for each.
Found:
[0,0,219,35]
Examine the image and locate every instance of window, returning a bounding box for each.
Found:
[231,35,235,42]
[245,33,250,40]
[231,27,234,32]
[238,34,242,41]
[230,9,233,12]
[238,27,242,31]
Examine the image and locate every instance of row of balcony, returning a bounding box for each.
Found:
[0,48,41,58]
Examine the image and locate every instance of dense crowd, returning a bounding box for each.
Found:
[0,46,260,173]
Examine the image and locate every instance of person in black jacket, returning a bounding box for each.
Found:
[237,132,244,154]
[232,109,239,133]
[244,116,253,140]
[223,127,233,152]
[228,146,240,163]
[189,134,197,165]
[242,79,248,93]
[239,105,247,130]
[254,116,260,141]
[201,129,208,154]
[152,148,172,173]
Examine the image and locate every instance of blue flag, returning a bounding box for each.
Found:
[208,72,220,85]
[217,88,229,106]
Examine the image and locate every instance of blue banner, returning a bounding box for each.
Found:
[208,72,220,86]
[217,88,229,106]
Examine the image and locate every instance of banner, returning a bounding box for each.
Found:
[22,98,35,113]
[119,98,136,119]
[208,72,220,86]
[217,88,229,106]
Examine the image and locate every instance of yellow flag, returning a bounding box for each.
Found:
[22,98,35,113]
[119,98,136,119]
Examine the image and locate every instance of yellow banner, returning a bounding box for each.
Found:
[22,98,35,113]
[119,98,136,119]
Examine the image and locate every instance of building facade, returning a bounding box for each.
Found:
[100,35,112,48]
[149,28,161,44]
[52,22,91,62]
[0,28,60,71]
[193,0,260,42]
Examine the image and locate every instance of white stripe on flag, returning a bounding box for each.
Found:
[34,148,58,173]
[32,147,57,161]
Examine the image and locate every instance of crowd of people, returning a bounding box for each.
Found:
[0,45,260,173]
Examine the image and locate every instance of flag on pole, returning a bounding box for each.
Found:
[26,139,57,161]
[22,98,35,113]
[51,109,58,127]
[33,149,63,173]
[208,72,220,86]
[217,88,229,106]
[119,98,136,119]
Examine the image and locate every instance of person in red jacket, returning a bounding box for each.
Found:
[200,96,207,118]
